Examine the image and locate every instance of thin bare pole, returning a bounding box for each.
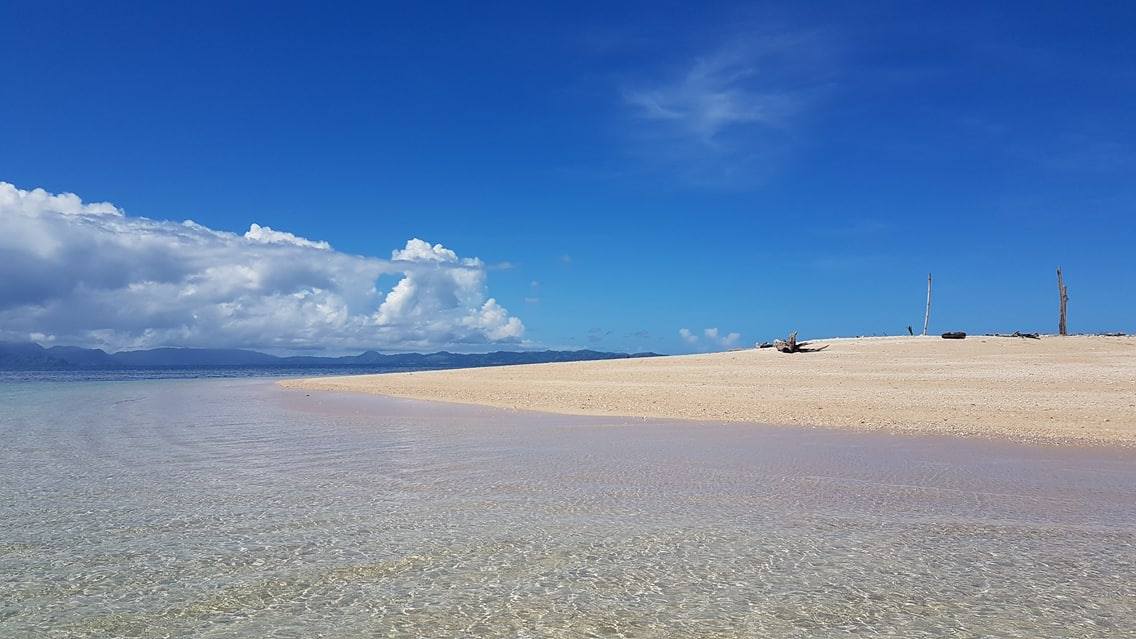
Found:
[922,272,932,336]
[1057,267,1068,335]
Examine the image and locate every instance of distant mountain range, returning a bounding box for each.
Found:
[0,341,659,371]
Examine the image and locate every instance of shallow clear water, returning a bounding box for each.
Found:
[1,378,1133,638]
[0,367,408,384]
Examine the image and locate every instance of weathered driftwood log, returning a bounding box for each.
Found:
[941,331,966,339]
[773,331,799,352]
[991,331,1040,339]
[772,331,829,353]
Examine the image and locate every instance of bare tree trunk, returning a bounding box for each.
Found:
[922,273,932,336]
[1057,267,1068,336]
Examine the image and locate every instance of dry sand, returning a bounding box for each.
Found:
[281,335,1136,446]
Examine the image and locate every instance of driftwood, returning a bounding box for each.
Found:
[941,331,966,339]
[773,331,829,353]
[992,331,1040,339]
[756,341,774,349]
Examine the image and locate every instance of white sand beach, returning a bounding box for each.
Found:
[282,335,1136,446]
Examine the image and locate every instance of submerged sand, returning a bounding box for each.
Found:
[281,335,1136,446]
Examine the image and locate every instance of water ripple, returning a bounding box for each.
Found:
[0,378,1133,637]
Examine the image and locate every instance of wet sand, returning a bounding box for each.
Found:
[281,335,1136,446]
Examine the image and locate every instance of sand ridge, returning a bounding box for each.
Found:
[281,335,1136,446]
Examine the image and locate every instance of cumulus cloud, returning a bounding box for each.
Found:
[708,327,741,347]
[680,326,741,348]
[244,223,331,250]
[0,182,524,352]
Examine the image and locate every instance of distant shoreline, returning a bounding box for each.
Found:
[281,335,1136,447]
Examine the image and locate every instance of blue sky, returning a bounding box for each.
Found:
[1,1,1133,353]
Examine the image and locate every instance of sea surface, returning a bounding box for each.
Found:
[1,376,1133,638]
[0,367,407,384]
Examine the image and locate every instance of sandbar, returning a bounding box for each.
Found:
[281,335,1136,446]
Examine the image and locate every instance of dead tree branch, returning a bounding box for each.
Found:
[922,273,932,336]
[1057,267,1069,336]
[773,331,829,353]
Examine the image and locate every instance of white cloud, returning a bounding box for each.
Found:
[391,237,464,264]
[680,326,741,349]
[0,181,524,352]
[0,183,122,217]
[624,48,796,145]
[244,223,331,250]
[463,298,524,341]
[620,34,831,185]
[375,239,523,343]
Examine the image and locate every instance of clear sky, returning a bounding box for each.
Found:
[1,1,1133,354]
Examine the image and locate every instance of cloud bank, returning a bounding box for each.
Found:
[0,182,524,352]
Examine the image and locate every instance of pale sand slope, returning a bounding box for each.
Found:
[281,335,1136,446]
